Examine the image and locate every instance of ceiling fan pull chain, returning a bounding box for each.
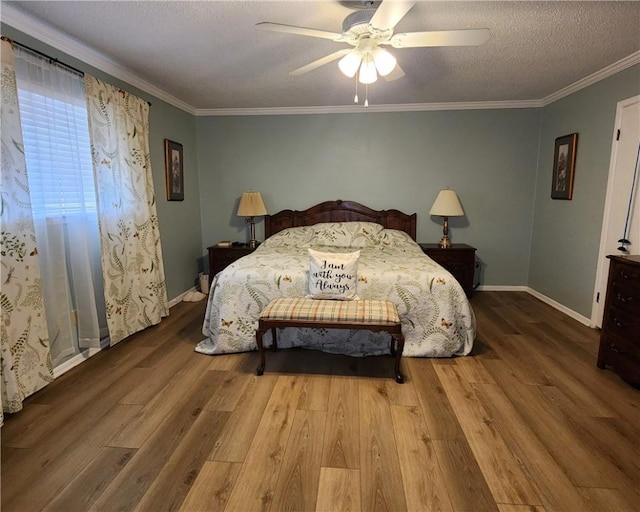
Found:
[364,84,369,108]
[354,74,359,103]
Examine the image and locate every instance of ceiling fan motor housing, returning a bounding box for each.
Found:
[338,1,381,11]
[342,9,376,35]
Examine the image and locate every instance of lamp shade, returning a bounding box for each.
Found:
[339,50,362,78]
[373,48,397,77]
[429,189,464,217]
[237,191,267,216]
[359,55,378,84]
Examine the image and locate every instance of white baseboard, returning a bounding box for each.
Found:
[475,285,529,292]
[474,285,593,328]
[524,287,593,327]
[168,286,196,308]
[53,289,196,378]
[53,337,110,378]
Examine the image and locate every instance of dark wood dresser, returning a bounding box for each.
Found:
[419,243,476,298]
[207,244,257,277]
[597,254,640,385]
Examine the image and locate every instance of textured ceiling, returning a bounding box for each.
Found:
[3,1,640,111]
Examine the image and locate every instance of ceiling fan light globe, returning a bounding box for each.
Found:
[373,48,397,76]
[338,51,362,78]
[359,58,377,84]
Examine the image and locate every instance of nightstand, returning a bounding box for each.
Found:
[419,243,476,298]
[207,244,257,277]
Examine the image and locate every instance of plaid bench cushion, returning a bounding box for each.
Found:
[260,297,400,325]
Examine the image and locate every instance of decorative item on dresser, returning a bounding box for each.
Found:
[208,243,258,278]
[420,243,476,298]
[597,254,640,385]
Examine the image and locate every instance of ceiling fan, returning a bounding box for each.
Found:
[256,0,490,93]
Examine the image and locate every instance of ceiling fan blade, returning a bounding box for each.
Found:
[369,1,416,32]
[383,63,405,81]
[390,28,491,48]
[256,22,343,41]
[290,49,351,76]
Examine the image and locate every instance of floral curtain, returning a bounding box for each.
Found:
[84,75,168,345]
[14,45,107,366]
[0,39,53,424]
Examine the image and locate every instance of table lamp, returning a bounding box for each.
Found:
[237,191,267,248]
[429,189,464,249]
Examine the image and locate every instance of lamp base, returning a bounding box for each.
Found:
[438,235,452,249]
[439,216,452,248]
[246,217,258,249]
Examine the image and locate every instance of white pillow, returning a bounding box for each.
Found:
[377,228,423,253]
[307,248,360,300]
[261,226,315,248]
[311,222,384,247]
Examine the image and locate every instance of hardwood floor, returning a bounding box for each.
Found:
[2,291,639,512]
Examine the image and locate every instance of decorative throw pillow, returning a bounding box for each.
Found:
[307,248,360,300]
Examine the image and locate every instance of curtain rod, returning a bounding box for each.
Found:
[2,35,84,76]
[1,35,152,107]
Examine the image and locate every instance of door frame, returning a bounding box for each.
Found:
[591,94,640,328]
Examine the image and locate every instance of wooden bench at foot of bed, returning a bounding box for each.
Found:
[255,297,405,383]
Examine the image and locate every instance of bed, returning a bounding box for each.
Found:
[196,200,475,358]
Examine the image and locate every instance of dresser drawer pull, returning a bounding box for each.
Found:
[616,292,634,304]
[613,318,628,329]
[619,270,638,281]
[609,342,620,353]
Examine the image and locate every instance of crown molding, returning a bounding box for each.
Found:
[541,51,640,107]
[1,3,196,115]
[195,99,542,116]
[196,50,639,115]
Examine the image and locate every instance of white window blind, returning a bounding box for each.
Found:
[15,53,96,219]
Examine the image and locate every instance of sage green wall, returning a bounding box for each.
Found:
[529,64,640,318]
[1,25,201,300]
[196,109,541,286]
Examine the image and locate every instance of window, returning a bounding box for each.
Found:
[14,47,106,365]
[15,53,96,219]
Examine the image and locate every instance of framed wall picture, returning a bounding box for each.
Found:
[551,133,578,200]
[165,139,184,201]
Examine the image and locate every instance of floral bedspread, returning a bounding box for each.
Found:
[196,222,475,358]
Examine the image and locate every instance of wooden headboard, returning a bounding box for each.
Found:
[264,200,417,240]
